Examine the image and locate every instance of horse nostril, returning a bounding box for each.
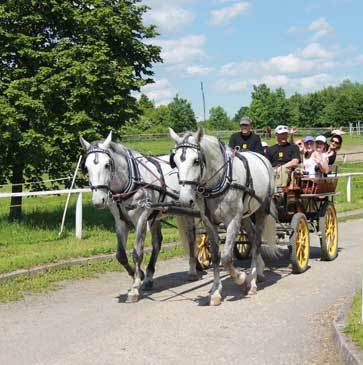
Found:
[189,200,194,206]
[102,198,105,204]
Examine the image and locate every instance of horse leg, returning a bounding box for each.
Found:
[242,217,264,296]
[202,217,222,306]
[126,211,148,303]
[221,214,247,286]
[109,205,134,277]
[143,220,162,291]
[176,215,199,281]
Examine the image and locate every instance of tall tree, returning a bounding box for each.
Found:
[168,95,197,132]
[207,106,230,130]
[0,0,161,220]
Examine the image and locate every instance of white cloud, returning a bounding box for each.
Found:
[142,79,175,105]
[219,52,336,77]
[308,17,333,39]
[143,6,194,33]
[215,79,249,92]
[300,43,335,59]
[209,2,251,26]
[287,26,299,33]
[155,35,206,66]
[216,73,348,95]
[186,65,213,75]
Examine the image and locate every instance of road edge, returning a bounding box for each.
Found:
[333,294,363,365]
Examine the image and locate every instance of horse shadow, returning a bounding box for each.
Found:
[117,253,290,305]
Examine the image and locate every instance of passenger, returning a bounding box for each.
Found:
[229,116,264,154]
[267,125,300,186]
[303,135,329,176]
[261,141,269,156]
[325,134,343,165]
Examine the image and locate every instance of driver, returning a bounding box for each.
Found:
[267,125,300,186]
[229,116,264,154]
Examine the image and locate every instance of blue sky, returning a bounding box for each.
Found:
[141,0,363,120]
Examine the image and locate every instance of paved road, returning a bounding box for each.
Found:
[1,220,362,365]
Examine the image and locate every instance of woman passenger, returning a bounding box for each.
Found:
[325,134,343,165]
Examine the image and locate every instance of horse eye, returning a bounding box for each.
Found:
[194,159,200,165]
[105,163,110,169]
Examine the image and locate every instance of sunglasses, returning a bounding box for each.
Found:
[331,140,341,145]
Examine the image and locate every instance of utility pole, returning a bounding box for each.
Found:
[201,81,206,122]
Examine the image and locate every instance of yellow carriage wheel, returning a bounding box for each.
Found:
[289,213,310,274]
[320,202,338,261]
[196,233,211,269]
[233,233,251,260]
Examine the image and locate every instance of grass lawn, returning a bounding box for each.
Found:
[345,292,363,349]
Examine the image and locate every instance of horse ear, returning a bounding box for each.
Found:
[80,135,90,150]
[102,131,112,149]
[169,128,181,144]
[196,127,204,143]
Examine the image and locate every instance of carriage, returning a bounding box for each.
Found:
[195,167,339,274]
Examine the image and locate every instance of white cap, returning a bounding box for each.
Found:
[315,135,327,143]
[275,125,289,134]
[261,141,268,147]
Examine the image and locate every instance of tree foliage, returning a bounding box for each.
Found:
[167,95,197,132]
[0,0,161,219]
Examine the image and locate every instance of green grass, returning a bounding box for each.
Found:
[345,292,363,349]
[0,193,179,274]
[0,245,185,303]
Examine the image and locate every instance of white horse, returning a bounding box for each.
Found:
[80,132,200,303]
[169,128,279,305]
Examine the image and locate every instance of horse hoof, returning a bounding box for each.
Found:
[143,280,153,291]
[126,293,140,303]
[247,287,257,296]
[188,273,199,282]
[209,295,222,306]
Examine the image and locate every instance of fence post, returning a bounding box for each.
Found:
[76,192,83,239]
[346,175,352,202]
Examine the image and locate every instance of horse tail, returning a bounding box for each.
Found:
[260,199,283,261]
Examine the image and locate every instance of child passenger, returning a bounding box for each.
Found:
[302,135,329,176]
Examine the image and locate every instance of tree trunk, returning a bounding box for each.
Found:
[8,163,24,222]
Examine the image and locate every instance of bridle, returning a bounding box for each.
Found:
[171,139,233,198]
[82,146,178,202]
[82,147,116,196]
[171,141,206,188]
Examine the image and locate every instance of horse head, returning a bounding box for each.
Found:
[169,127,204,206]
[80,131,122,208]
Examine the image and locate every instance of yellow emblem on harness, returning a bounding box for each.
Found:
[278,152,284,158]
[242,144,247,149]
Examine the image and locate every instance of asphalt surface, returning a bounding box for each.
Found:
[1,219,363,365]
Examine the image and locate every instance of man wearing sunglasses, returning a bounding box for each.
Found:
[229,116,264,154]
[326,134,343,165]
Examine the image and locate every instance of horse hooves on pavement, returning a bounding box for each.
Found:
[209,295,222,306]
[126,293,140,303]
[247,287,257,296]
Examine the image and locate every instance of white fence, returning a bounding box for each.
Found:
[0,172,362,239]
[0,188,90,239]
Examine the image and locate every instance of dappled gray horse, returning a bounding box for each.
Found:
[80,132,199,303]
[169,128,279,305]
